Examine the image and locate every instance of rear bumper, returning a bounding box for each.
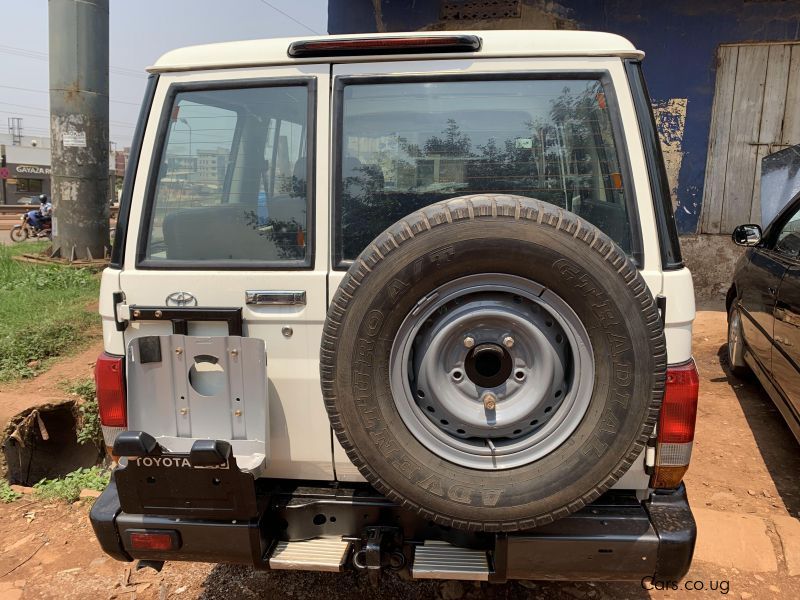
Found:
[91,479,695,581]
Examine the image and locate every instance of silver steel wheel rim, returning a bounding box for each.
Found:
[389,273,594,470]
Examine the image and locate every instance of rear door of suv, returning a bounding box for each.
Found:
[327,57,664,486]
[119,64,334,480]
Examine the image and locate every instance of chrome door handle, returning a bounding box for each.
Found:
[245,290,306,306]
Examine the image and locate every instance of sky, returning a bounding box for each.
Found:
[0,0,328,149]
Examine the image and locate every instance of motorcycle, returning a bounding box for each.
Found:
[9,210,52,242]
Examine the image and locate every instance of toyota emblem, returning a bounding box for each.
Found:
[165,291,197,307]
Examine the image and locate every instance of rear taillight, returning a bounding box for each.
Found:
[95,352,126,450]
[650,359,699,489]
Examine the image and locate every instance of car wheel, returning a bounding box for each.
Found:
[321,194,666,531]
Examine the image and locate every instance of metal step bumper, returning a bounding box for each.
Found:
[412,541,490,581]
[269,539,351,572]
[91,480,695,582]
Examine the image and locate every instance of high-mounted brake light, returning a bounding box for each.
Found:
[288,35,482,58]
[650,359,699,489]
[95,352,127,450]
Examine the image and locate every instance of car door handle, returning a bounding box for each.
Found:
[245,290,306,306]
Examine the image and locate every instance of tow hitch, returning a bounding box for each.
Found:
[352,526,405,583]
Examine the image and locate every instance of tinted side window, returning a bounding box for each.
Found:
[141,84,310,266]
[336,78,632,263]
[775,206,800,259]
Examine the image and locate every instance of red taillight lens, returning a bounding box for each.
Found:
[128,530,180,551]
[651,359,699,489]
[95,352,126,427]
[658,360,700,444]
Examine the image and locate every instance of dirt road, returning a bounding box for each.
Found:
[1,309,798,599]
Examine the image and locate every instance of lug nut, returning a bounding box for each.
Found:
[483,392,497,411]
[463,336,475,349]
[502,336,515,348]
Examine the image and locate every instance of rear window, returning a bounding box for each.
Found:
[140,82,312,267]
[335,76,634,264]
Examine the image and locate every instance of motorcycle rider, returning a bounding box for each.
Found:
[27,194,53,232]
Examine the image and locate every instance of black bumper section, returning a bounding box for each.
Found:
[90,481,695,581]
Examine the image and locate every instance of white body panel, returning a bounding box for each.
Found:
[103,37,694,490]
[149,30,644,73]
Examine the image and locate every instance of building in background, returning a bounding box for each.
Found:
[1,128,124,205]
[327,0,800,297]
[0,131,52,204]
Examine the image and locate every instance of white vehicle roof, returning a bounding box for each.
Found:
[149,30,644,73]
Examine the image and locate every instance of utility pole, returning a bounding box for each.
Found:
[49,0,109,260]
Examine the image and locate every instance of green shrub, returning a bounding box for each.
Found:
[69,378,102,446]
[0,480,21,503]
[33,466,110,502]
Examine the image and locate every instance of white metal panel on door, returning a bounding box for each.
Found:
[120,64,333,480]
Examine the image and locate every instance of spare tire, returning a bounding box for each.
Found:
[321,194,665,531]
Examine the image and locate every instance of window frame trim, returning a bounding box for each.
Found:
[623,59,683,270]
[135,76,317,271]
[331,70,644,270]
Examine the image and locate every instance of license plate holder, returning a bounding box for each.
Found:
[115,451,260,519]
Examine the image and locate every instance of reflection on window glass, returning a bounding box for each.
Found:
[337,79,631,261]
[144,85,309,264]
[776,208,800,258]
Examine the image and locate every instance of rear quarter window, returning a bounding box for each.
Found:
[334,75,637,266]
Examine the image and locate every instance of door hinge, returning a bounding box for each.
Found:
[656,294,667,329]
[113,291,129,332]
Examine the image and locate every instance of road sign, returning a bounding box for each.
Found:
[0,167,9,180]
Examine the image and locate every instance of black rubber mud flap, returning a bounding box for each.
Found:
[321,194,666,532]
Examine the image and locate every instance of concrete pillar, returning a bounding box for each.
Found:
[49,0,110,260]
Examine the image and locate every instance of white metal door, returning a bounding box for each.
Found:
[327,57,663,484]
[120,64,333,480]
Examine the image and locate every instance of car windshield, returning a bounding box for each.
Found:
[335,77,633,263]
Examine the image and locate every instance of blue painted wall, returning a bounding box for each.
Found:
[328,0,800,234]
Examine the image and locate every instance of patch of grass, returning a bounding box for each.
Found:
[68,378,102,447]
[0,480,21,503]
[0,243,101,381]
[33,466,110,502]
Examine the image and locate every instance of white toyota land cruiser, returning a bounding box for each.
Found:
[90,31,699,583]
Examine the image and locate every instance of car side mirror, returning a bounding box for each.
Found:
[732,224,762,247]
